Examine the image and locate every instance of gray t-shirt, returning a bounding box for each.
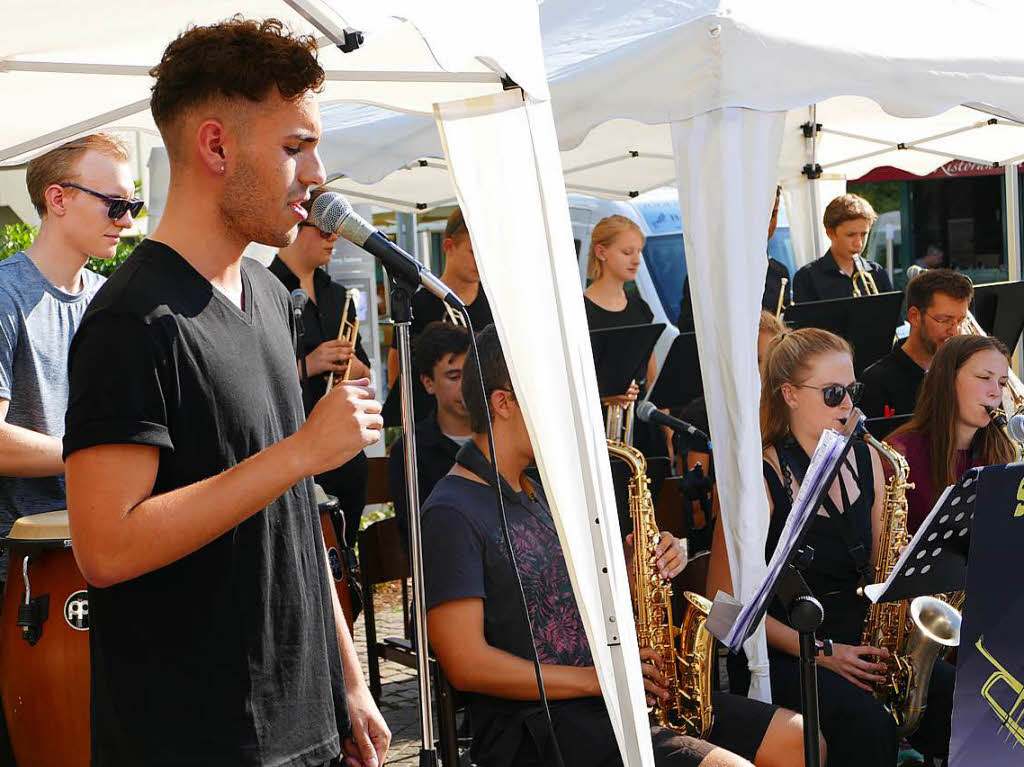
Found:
[0,252,104,575]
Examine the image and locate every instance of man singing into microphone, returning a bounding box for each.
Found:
[62,18,389,767]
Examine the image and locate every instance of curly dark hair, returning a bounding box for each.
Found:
[150,17,325,141]
[413,321,471,380]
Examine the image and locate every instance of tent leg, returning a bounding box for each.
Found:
[1006,164,1022,378]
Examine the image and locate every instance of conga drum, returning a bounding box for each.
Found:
[314,485,355,633]
[0,510,89,767]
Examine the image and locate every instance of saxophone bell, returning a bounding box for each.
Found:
[858,428,962,736]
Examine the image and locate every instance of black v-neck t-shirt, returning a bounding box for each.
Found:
[64,241,346,767]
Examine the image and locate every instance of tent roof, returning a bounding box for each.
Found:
[0,0,547,166]
[318,97,1024,213]
[544,0,1024,149]
[311,0,1024,206]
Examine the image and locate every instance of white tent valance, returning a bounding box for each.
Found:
[0,0,549,166]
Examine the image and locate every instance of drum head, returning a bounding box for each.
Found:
[6,510,70,545]
[313,484,340,513]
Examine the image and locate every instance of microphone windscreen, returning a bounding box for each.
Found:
[635,400,656,422]
[311,191,350,233]
[1007,413,1024,444]
[906,265,926,279]
[290,288,309,312]
[311,191,374,246]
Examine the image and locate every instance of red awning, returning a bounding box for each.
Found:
[852,160,1022,183]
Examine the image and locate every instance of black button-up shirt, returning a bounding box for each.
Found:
[268,256,370,415]
[792,250,894,304]
[388,410,463,552]
[677,255,791,332]
[859,342,926,418]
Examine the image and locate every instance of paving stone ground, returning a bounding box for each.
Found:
[353,602,457,766]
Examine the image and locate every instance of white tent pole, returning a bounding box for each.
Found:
[806,105,823,259]
[330,189,424,209]
[324,70,501,83]
[0,60,501,84]
[0,99,152,163]
[0,61,151,75]
[1005,163,1023,377]
[820,117,1000,149]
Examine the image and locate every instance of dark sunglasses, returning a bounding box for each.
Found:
[794,382,864,408]
[60,182,144,220]
[298,222,333,240]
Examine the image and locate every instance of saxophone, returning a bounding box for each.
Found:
[608,438,714,739]
[859,429,961,736]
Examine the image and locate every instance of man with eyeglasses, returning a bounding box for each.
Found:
[0,132,135,764]
[859,269,974,418]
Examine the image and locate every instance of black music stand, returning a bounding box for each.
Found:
[971,281,1024,355]
[589,323,665,397]
[863,468,977,604]
[648,331,704,410]
[786,292,904,375]
[865,414,913,441]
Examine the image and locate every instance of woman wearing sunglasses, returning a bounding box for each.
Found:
[887,334,1014,534]
[708,328,954,766]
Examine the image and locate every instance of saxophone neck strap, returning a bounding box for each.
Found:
[777,437,872,584]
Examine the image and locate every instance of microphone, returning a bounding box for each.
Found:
[1007,413,1024,444]
[906,265,927,280]
[311,192,464,309]
[635,400,712,452]
[290,289,309,337]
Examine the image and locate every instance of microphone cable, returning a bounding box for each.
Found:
[459,307,567,767]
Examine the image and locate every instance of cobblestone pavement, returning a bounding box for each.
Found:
[353,604,454,767]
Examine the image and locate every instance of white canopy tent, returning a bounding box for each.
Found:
[0,2,656,765]
[314,0,1024,703]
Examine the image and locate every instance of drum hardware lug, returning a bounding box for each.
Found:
[17,594,49,646]
[17,555,49,645]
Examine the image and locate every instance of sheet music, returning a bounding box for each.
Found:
[721,427,848,650]
[863,483,956,604]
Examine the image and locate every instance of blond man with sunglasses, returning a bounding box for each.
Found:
[0,134,137,571]
[0,132,136,762]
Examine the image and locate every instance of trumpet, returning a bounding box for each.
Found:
[976,636,1024,747]
[325,288,361,394]
[851,255,880,297]
[775,277,788,318]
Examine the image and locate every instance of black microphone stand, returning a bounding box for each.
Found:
[292,295,309,399]
[389,271,438,767]
[776,550,832,767]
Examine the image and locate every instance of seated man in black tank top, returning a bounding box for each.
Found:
[707,328,954,767]
[423,325,807,767]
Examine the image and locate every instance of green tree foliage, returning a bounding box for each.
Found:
[848,181,902,216]
[0,222,137,276]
